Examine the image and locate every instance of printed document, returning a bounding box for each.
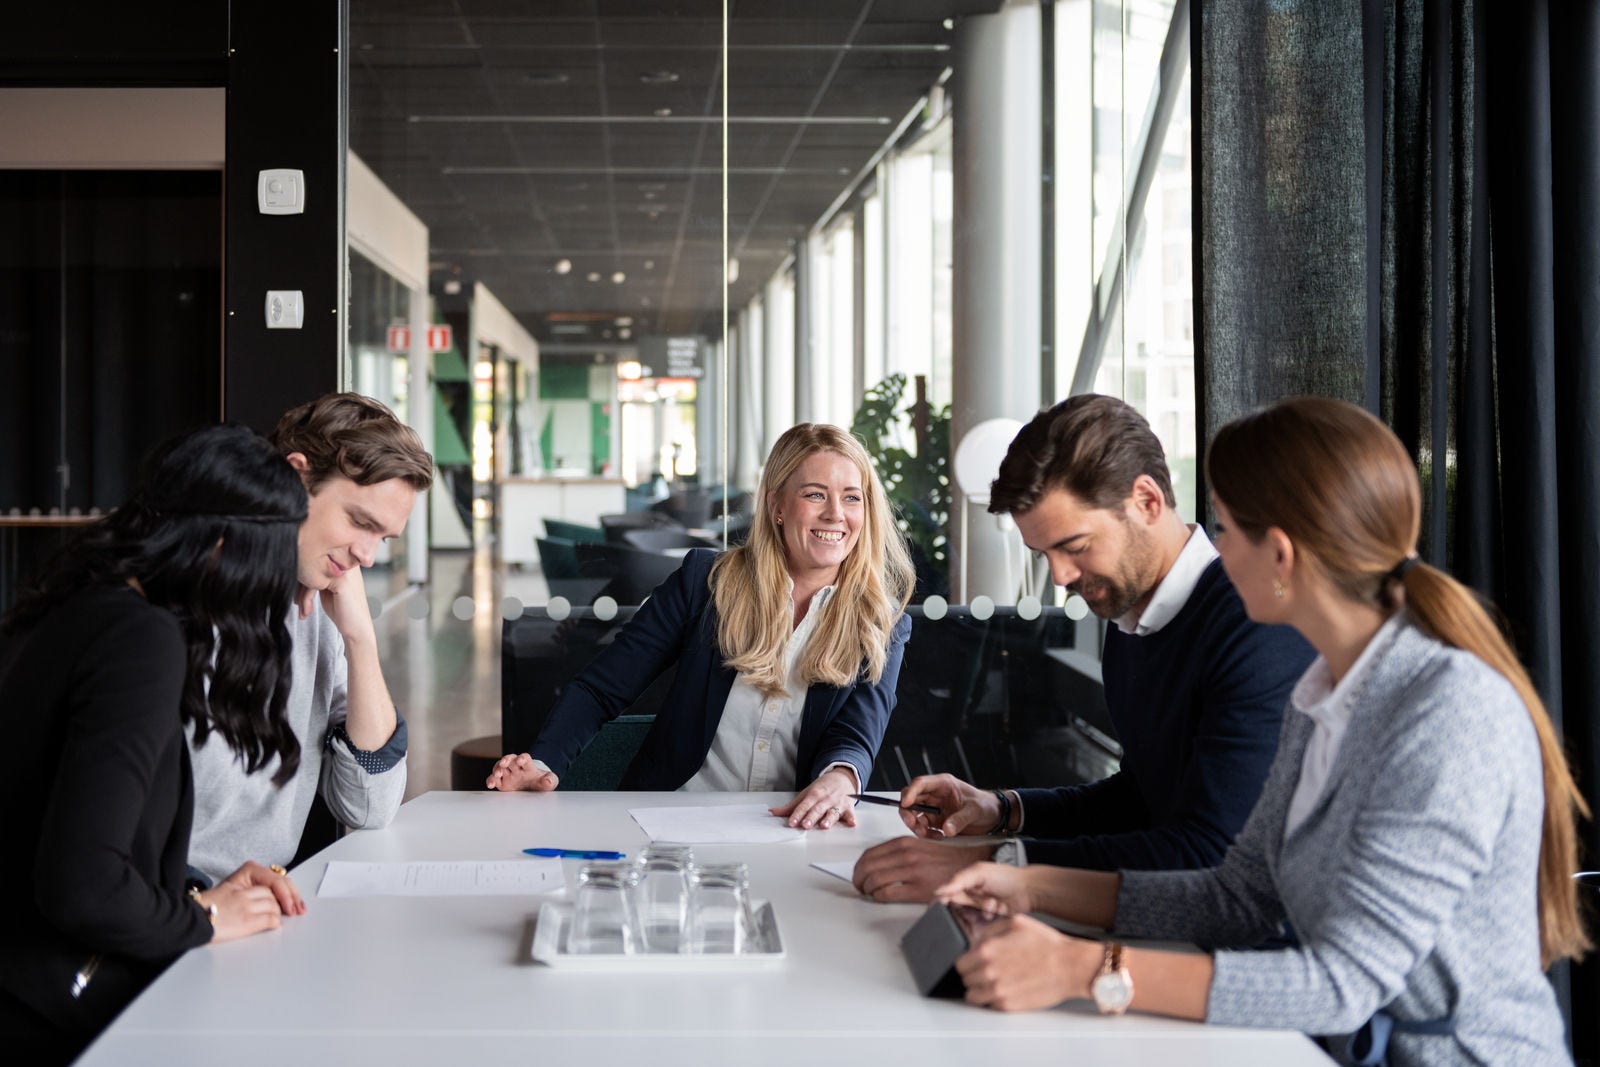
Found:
[628,803,809,844]
[318,859,564,898]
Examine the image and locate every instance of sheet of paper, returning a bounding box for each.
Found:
[317,859,563,898]
[809,860,856,884]
[628,803,808,844]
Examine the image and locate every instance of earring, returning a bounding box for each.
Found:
[775,517,783,526]
[1272,579,1285,599]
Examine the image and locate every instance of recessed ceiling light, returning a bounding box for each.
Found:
[654,107,673,117]
[587,271,602,282]
[618,328,632,340]
[554,258,572,274]
[639,70,680,85]
[943,18,955,30]
[616,316,634,327]
[612,271,627,284]
[443,279,462,295]
[524,70,569,85]
[644,260,655,270]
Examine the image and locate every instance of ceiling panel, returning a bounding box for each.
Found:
[349,0,999,342]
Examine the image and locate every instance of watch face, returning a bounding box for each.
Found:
[1092,969,1134,1012]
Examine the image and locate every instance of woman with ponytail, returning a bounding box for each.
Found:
[933,398,1587,1065]
[487,423,914,830]
[0,425,310,1064]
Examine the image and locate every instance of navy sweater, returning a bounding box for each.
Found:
[1016,559,1314,871]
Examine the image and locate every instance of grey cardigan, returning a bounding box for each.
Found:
[1114,618,1569,1066]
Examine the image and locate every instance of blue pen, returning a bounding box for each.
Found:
[523,848,627,860]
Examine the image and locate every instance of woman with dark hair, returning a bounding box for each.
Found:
[0,424,310,1063]
[933,398,1588,1065]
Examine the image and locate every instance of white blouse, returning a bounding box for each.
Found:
[682,584,855,792]
[1283,612,1405,835]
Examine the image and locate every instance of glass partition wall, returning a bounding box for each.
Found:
[347,1,1193,794]
[348,0,1192,614]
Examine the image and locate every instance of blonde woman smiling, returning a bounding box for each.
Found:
[488,423,915,828]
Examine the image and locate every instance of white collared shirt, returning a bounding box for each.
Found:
[1283,612,1405,835]
[682,584,840,792]
[1114,524,1219,636]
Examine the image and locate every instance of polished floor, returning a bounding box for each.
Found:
[371,544,549,799]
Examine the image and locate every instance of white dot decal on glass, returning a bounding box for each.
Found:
[594,596,618,621]
[451,596,475,621]
[366,595,384,620]
[547,596,572,621]
[501,596,523,621]
[970,595,995,621]
[405,596,430,620]
[1065,594,1090,621]
[922,595,948,621]
[1017,595,1042,620]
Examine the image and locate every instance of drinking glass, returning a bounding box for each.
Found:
[685,862,754,955]
[635,844,694,953]
[567,861,642,955]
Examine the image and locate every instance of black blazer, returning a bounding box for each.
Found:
[0,586,211,1055]
[530,549,910,790]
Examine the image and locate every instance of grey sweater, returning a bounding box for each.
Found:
[187,605,407,884]
[1115,618,1569,1066]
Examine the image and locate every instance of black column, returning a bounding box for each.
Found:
[223,0,348,433]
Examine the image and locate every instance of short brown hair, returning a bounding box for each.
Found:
[987,394,1174,515]
[271,393,433,493]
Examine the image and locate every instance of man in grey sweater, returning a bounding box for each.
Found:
[187,394,433,886]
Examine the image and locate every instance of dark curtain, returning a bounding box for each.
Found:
[0,171,223,512]
[1195,0,1600,1057]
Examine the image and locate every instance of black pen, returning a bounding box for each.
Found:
[849,793,942,816]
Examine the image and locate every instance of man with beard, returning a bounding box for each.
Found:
[853,395,1314,902]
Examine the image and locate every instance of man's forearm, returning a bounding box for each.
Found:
[341,635,398,751]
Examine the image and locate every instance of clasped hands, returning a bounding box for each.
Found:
[194,860,305,944]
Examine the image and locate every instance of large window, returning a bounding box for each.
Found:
[1059,0,1196,519]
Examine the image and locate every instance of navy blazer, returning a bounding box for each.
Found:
[529,549,911,791]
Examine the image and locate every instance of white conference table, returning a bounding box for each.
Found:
[78,791,1330,1066]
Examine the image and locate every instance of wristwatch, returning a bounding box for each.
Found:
[1090,941,1133,1014]
[992,838,1025,867]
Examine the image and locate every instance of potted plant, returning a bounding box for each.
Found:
[851,373,950,599]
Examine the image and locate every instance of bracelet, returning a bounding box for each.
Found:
[188,886,218,925]
[987,788,1012,835]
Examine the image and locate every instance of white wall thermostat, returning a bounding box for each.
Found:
[257,169,306,215]
[265,290,305,329]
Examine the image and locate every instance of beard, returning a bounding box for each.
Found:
[1070,522,1160,621]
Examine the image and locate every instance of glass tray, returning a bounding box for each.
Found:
[531,899,786,970]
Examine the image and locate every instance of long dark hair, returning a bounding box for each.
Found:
[1207,396,1590,966]
[3,424,309,786]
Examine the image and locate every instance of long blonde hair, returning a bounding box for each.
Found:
[710,424,914,698]
[1207,396,1591,967]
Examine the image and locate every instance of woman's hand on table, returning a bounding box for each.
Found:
[954,914,1095,1012]
[770,766,858,829]
[220,859,305,916]
[199,873,294,944]
[485,752,560,792]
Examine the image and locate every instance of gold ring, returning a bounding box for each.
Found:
[269,864,288,876]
